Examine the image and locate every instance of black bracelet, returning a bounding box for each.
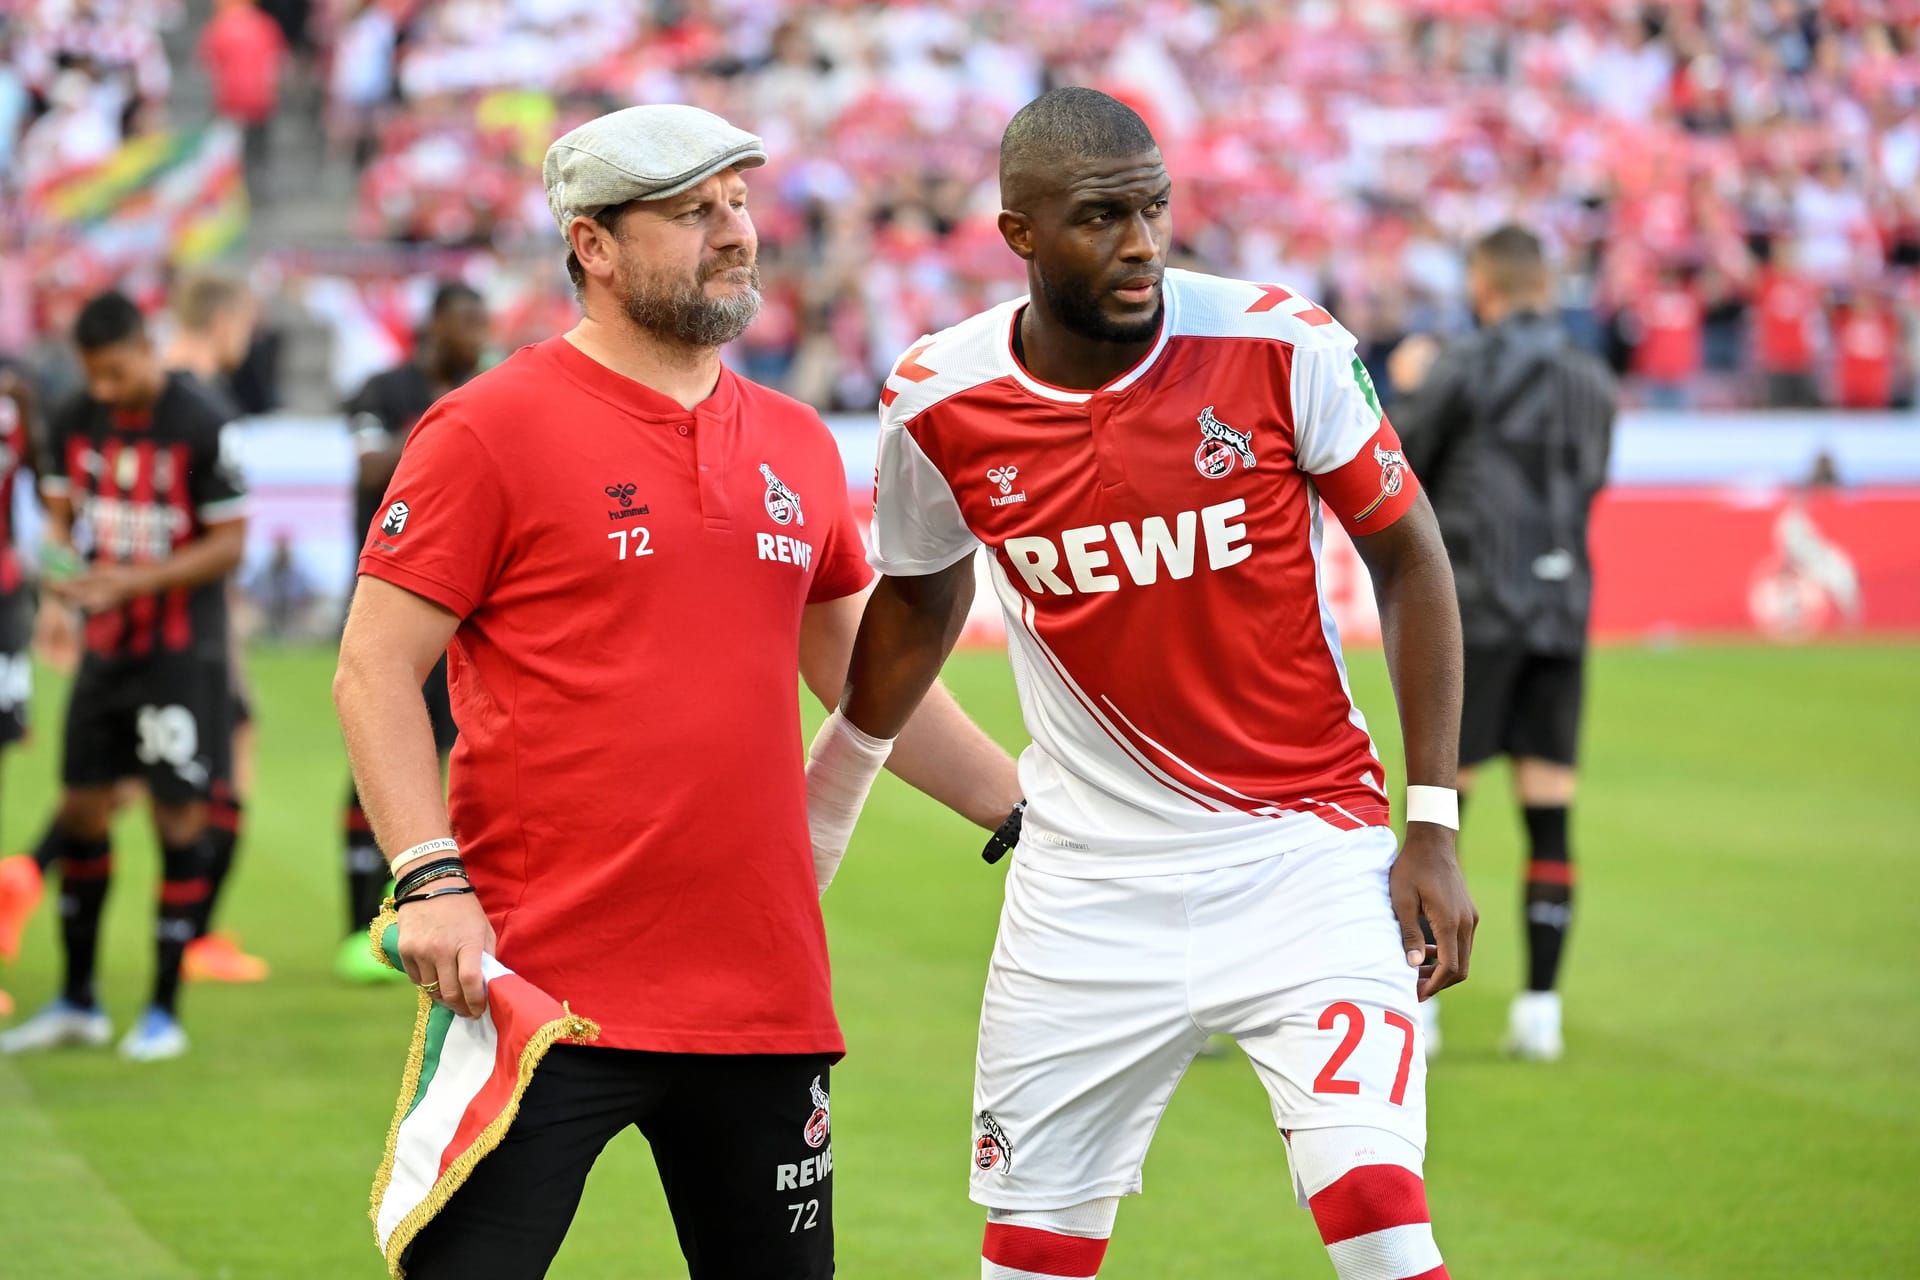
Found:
[396,883,477,908]
[395,857,468,899]
[981,800,1027,865]
[397,866,469,899]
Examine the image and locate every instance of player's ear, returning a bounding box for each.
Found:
[998,210,1035,262]
[569,215,620,284]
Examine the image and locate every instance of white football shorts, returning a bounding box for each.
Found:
[968,824,1428,1210]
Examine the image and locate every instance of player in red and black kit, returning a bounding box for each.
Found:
[0,367,41,1018]
[335,281,487,983]
[0,292,247,1063]
[0,274,270,990]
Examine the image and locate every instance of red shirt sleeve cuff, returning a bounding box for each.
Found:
[356,556,477,618]
[807,560,876,604]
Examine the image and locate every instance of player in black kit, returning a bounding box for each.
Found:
[334,282,487,982]
[0,292,247,1062]
[0,366,41,1018]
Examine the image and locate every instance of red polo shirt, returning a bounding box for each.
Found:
[360,336,870,1054]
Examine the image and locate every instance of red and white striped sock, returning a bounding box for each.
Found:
[1291,1127,1448,1280]
[981,1198,1118,1279]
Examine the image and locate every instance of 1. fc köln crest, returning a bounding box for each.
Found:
[803,1076,831,1148]
[1194,406,1255,479]
[974,1110,1014,1174]
[1354,442,1408,521]
[761,463,805,526]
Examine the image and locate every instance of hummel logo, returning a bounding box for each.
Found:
[987,465,1027,508]
[604,482,650,521]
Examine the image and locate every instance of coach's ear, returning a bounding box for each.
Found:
[998,210,1035,261]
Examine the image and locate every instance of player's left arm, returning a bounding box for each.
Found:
[1295,335,1476,997]
[1351,497,1478,998]
[800,587,1021,832]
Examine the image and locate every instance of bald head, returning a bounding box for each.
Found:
[1000,87,1159,211]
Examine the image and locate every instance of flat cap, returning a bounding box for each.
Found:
[543,104,767,234]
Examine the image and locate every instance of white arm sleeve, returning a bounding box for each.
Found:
[869,415,979,576]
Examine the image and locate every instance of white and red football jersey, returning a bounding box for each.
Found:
[871,268,1422,877]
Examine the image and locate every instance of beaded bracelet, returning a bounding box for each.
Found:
[395,883,477,908]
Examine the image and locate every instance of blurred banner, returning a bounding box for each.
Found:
[878,485,1919,648]
[20,123,249,303]
[97,410,1917,646]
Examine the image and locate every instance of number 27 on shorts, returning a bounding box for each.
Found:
[1313,1002,1416,1106]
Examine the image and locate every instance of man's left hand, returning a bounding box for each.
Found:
[1390,822,1478,999]
[59,564,154,613]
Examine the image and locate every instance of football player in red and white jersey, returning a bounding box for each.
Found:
[807,89,1477,1280]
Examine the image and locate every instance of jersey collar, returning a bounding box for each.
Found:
[1001,277,1179,405]
[542,335,739,423]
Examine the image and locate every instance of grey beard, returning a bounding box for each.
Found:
[622,263,763,348]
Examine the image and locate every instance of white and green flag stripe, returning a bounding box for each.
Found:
[366,915,598,1277]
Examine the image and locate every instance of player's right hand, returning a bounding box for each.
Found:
[1391,823,1478,999]
[397,887,497,1019]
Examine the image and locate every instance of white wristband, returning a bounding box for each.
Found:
[804,710,895,895]
[389,837,459,876]
[1405,786,1459,830]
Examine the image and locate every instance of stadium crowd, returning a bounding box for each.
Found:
[311,0,1920,411]
[3,0,1918,411]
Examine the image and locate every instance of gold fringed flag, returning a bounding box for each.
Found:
[365,910,598,1277]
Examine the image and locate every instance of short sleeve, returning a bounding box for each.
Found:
[806,468,874,604]
[1292,341,1421,537]
[191,416,250,524]
[868,412,979,576]
[357,407,508,618]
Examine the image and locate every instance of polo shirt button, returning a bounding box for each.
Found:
[677,424,690,436]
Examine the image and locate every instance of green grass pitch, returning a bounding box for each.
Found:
[0,643,1914,1278]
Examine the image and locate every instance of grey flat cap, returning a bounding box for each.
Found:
[543,104,767,234]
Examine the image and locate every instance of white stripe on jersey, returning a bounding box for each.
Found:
[998,561,1228,818]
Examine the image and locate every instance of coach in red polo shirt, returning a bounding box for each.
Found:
[333,105,1019,1280]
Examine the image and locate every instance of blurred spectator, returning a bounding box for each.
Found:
[14,69,118,189]
[0,25,31,176]
[1832,289,1900,410]
[243,532,317,639]
[1754,243,1825,408]
[200,0,290,201]
[12,0,1919,414]
[259,0,314,60]
[327,0,399,170]
[14,0,172,136]
[1794,153,1878,285]
[1632,268,1705,409]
